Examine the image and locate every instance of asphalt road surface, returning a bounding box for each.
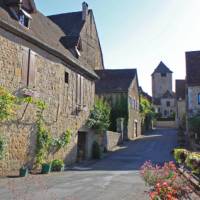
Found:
[0,129,179,200]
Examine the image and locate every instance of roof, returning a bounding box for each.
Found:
[162,90,175,99]
[48,11,84,38]
[186,51,200,86]
[152,61,173,75]
[0,0,98,79]
[153,98,161,105]
[95,69,137,94]
[48,11,84,49]
[176,80,186,100]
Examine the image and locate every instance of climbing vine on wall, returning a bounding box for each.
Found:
[109,95,128,132]
[0,86,72,166]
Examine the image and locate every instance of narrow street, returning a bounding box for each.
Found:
[0,128,178,200]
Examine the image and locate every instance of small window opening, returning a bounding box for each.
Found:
[166,101,170,107]
[65,72,69,84]
[161,73,166,77]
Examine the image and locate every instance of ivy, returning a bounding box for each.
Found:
[0,86,72,166]
[0,87,17,122]
[109,95,128,132]
[51,129,72,150]
[35,119,52,165]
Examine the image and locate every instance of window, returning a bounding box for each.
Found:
[65,72,69,84]
[198,93,200,105]
[161,73,166,77]
[19,9,32,28]
[166,101,170,107]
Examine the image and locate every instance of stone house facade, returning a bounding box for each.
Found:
[152,61,176,118]
[175,80,186,128]
[186,51,200,117]
[0,0,103,176]
[95,69,141,140]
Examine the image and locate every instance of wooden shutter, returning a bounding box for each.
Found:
[21,46,29,86]
[28,50,36,88]
[76,74,80,105]
[80,76,84,105]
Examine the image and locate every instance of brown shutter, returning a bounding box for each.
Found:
[76,74,80,105]
[21,46,29,86]
[80,76,84,105]
[28,50,36,88]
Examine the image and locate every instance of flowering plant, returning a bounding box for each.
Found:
[140,161,192,200]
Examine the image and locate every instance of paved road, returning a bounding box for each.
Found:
[0,129,178,200]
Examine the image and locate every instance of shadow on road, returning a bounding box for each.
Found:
[69,128,178,172]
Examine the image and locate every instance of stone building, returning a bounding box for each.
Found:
[186,51,200,117]
[0,0,103,176]
[175,80,186,128]
[48,2,104,71]
[152,61,176,118]
[95,69,141,140]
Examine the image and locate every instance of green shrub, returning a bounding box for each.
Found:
[51,159,64,171]
[173,148,188,164]
[92,141,101,159]
[87,99,111,133]
[185,152,200,174]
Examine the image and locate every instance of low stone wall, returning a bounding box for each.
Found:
[156,121,177,128]
[104,131,122,151]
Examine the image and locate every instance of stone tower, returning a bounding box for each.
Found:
[152,61,173,99]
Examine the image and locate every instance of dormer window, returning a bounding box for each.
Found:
[18,9,32,28]
[75,38,82,58]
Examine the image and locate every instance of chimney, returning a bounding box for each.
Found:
[82,2,88,21]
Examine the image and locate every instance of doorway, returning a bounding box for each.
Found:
[77,132,86,162]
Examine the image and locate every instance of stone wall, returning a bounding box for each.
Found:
[128,78,141,139]
[176,100,186,127]
[156,121,177,128]
[188,86,200,115]
[160,98,176,117]
[78,11,104,70]
[0,28,95,176]
[104,131,122,151]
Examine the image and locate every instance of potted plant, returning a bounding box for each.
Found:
[19,166,29,177]
[41,162,52,174]
[51,159,65,172]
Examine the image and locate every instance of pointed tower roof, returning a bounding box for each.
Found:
[152,61,173,75]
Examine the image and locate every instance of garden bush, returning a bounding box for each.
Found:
[185,152,200,175]
[87,99,111,133]
[173,148,188,164]
[51,159,64,172]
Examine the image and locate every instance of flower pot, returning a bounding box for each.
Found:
[41,163,51,174]
[52,165,65,172]
[19,168,28,177]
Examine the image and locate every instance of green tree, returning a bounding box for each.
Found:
[87,99,111,133]
[140,97,155,131]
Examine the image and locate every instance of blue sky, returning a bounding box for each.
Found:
[35,0,200,95]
